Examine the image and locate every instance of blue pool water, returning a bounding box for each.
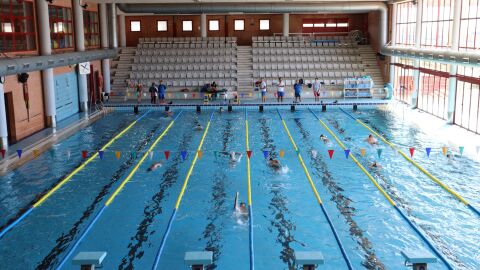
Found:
[0,107,478,270]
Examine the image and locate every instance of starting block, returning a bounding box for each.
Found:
[72,251,107,270]
[295,251,324,269]
[401,249,437,270]
[184,251,213,270]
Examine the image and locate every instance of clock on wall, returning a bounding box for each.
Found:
[79,62,91,75]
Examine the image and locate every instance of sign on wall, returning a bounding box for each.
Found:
[79,62,91,75]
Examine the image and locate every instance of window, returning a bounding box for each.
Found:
[302,23,314,28]
[421,0,454,48]
[395,1,417,46]
[459,0,480,50]
[302,18,349,33]
[314,23,325,28]
[393,58,416,104]
[130,21,141,32]
[455,66,480,134]
[0,0,36,52]
[234,20,244,31]
[337,23,349,28]
[418,61,450,119]
[209,20,219,31]
[259,19,270,30]
[182,20,192,32]
[49,5,73,49]
[157,20,167,32]
[325,23,337,27]
[84,11,99,47]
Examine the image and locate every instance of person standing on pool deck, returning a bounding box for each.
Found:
[293,79,302,103]
[135,83,143,104]
[276,77,285,103]
[313,78,321,102]
[148,83,158,104]
[260,78,267,103]
[158,80,167,103]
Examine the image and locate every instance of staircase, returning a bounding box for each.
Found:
[110,47,135,102]
[236,46,254,97]
[358,45,386,99]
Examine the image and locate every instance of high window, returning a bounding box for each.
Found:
[459,0,480,50]
[234,20,244,31]
[301,18,349,33]
[130,21,140,32]
[49,5,73,49]
[0,0,36,52]
[209,20,219,31]
[83,11,99,47]
[418,61,450,119]
[182,20,192,32]
[157,20,167,32]
[395,1,417,46]
[421,0,454,48]
[259,19,270,30]
[455,66,480,133]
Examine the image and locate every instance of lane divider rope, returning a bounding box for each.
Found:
[339,108,479,217]
[55,110,182,270]
[152,111,214,270]
[0,110,152,239]
[309,108,454,270]
[277,109,353,270]
[245,108,255,270]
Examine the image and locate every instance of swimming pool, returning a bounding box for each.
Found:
[0,106,478,270]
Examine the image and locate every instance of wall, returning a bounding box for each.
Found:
[3,72,45,142]
[124,13,370,46]
[368,11,387,83]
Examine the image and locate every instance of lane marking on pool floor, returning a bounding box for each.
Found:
[55,110,183,270]
[276,109,354,270]
[309,108,454,270]
[339,108,480,217]
[152,111,214,270]
[245,109,255,270]
[0,110,152,240]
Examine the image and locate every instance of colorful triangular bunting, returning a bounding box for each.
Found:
[328,149,334,159]
[17,149,22,158]
[344,149,350,159]
[425,147,431,157]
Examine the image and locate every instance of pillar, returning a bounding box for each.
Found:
[447,0,462,124]
[109,3,118,49]
[0,81,8,150]
[282,13,289,37]
[389,3,397,85]
[119,14,126,47]
[73,0,88,112]
[410,0,423,108]
[99,3,111,96]
[36,0,56,127]
[200,13,207,38]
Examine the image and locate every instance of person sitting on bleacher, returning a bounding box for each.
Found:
[158,80,167,103]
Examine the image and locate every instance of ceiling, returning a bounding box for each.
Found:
[91,0,390,3]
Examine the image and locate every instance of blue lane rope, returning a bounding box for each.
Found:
[0,110,152,240]
[151,209,178,270]
[248,206,254,270]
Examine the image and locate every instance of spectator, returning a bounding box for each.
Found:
[136,83,143,104]
[293,79,302,103]
[149,83,158,104]
[276,77,285,103]
[158,80,167,103]
[260,78,267,103]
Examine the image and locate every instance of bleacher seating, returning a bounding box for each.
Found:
[129,37,237,91]
[252,35,368,95]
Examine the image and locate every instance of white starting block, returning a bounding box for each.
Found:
[401,250,437,270]
[72,251,107,270]
[295,251,325,270]
[184,251,213,270]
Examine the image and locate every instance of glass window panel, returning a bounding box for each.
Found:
[259,19,269,30]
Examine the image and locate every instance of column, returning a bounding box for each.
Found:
[73,0,88,112]
[99,3,111,96]
[0,81,8,150]
[410,0,423,108]
[200,13,207,38]
[109,3,118,49]
[389,3,397,85]
[119,14,126,47]
[282,13,289,37]
[36,0,56,127]
[447,0,462,124]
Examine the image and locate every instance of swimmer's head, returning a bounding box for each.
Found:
[269,158,273,161]
[369,134,373,138]
[240,202,246,207]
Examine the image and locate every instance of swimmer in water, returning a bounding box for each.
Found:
[233,192,249,220]
[194,123,203,131]
[268,157,282,171]
[369,161,382,169]
[229,151,242,163]
[165,110,173,117]
[365,134,378,145]
[219,107,225,113]
[320,134,329,144]
[147,162,163,171]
